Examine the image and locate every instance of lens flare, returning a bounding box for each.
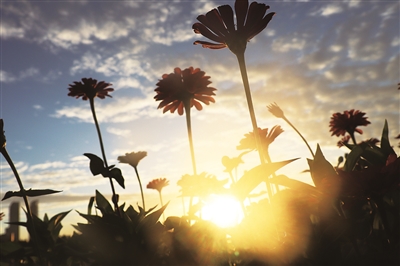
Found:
[202,194,244,228]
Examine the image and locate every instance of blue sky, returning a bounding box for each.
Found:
[1,0,399,238]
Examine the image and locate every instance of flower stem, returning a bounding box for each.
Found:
[89,98,119,211]
[133,166,146,211]
[349,132,357,145]
[236,53,273,199]
[184,102,197,217]
[184,102,197,176]
[159,191,165,221]
[283,117,315,158]
[1,148,42,262]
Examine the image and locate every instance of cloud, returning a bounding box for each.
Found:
[33,105,43,110]
[272,37,307,53]
[106,127,131,137]
[311,4,343,17]
[52,95,160,123]
[0,70,16,83]
[29,161,67,172]
[0,23,25,39]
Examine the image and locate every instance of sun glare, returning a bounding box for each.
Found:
[201,194,244,228]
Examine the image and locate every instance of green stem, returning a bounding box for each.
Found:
[283,117,315,158]
[236,53,273,199]
[133,166,146,211]
[1,148,42,263]
[89,98,119,212]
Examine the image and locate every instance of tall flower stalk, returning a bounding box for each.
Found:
[154,67,216,176]
[68,78,119,210]
[118,151,147,210]
[154,67,216,212]
[193,0,275,198]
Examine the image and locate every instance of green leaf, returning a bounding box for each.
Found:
[95,190,114,215]
[84,153,106,176]
[380,120,395,158]
[2,188,61,200]
[307,145,337,187]
[104,167,125,189]
[230,158,299,201]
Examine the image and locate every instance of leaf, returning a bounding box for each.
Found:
[48,210,71,241]
[269,175,322,197]
[2,189,61,200]
[343,143,366,171]
[137,202,169,232]
[307,145,337,187]
[88,196,95,215]
[104,167,125,189]
[230,158,299,201]
[380,120,395,158]
[95,190,114,215]
[84,153,106,176]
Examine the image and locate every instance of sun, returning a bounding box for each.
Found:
[201,194,244,228]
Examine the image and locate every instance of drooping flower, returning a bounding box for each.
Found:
[329,109,370,137]
[117,151,147,168]
[192,0,275,55]
[68,78,114,100]
[154,67,216,116]
[237,126,283,152]
[147,178,169,193]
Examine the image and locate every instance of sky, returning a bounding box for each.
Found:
[0,0,399,238]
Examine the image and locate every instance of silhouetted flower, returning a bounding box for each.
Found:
[68,78,114,100]
[193,0,275,55]
[154,67,216,115]
[147,178,169,193]
[329,109,370,137]
[267,102,284,119]
[118,151,147,168]
[0,119,5,149]
[237,126,283,152]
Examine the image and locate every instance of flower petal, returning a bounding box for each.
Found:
[193,40,227,49]
[244,3,267,33]
[205,9,230,37]
[217,5,235,33]
[248,12,275,40]
[235,0,249,31]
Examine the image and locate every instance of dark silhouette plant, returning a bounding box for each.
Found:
[68,78,124,212]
